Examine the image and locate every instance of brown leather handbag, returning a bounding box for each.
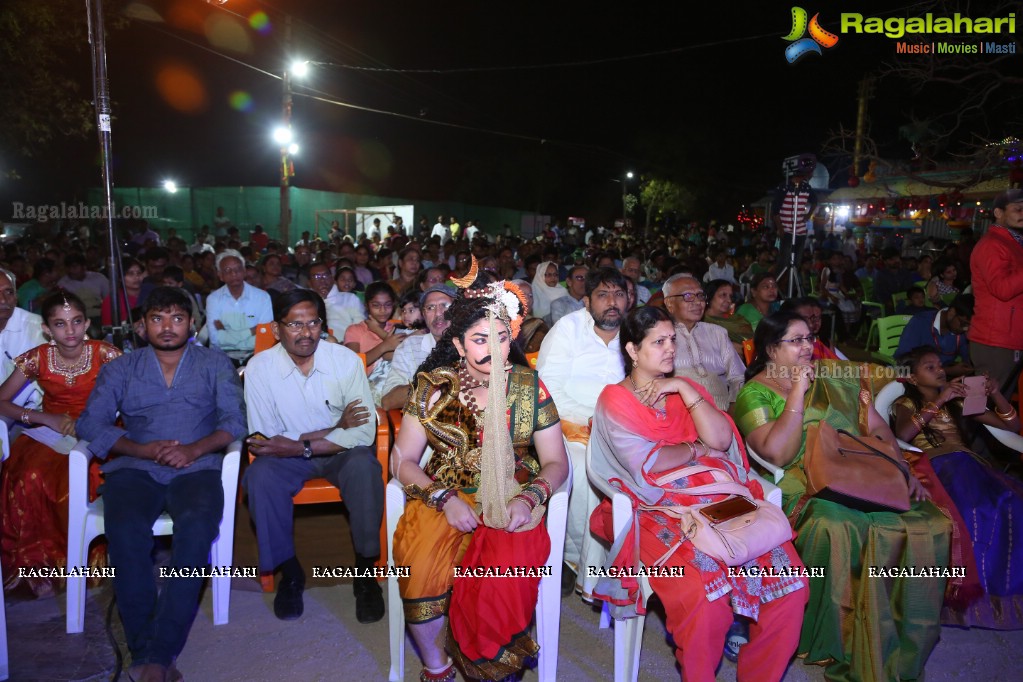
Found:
[803,421,911,512]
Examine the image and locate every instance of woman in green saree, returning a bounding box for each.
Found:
[733,311,952,682]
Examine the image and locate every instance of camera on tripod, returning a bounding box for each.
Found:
[782,153,817,179]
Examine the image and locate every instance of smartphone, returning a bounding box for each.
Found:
[699,496,758,524]
[247,431,269,441]
[961,376,987,416]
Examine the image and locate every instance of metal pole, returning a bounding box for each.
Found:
[86,0,123,342]
[279,15,293,247]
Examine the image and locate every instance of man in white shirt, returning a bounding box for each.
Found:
[0,269,44,407]
[379,284,455,410]
[243,289,384,623]
[620,257,651,305]
[663,274,745,410]
[464,220,480,244]
[306,262,364,340]
[204,250,273,365]
[549,265,587,325]
[703,250,737,285]
[431,215,449,245]
[537,268,628,595]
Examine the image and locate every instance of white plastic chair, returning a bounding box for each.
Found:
[875,380,1023,454]
[386,444,573,682]
[66,440,241,634]
[585,438,782,682]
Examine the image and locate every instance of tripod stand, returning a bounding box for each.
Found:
[774,174,807,299]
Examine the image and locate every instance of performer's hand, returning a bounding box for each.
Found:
[247,435,302,458]
[505,498,532,532]
[908,475,930,502]
[339,399,371,429]
[443,496,479,532]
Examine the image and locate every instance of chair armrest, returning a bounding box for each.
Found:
[984,424,1023,453]
[749,470,782,508]
[68,440,93,517]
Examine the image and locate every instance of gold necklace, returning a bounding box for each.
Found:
[48,344,93,386]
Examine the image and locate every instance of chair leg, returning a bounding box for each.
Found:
[386,481,406,682]
[535,562,561,682]
[614,614,645,682]
[66,520,90,634]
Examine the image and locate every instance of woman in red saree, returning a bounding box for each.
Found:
[390,269,569,682]
[589,306,807,682]
[1,290,121,597]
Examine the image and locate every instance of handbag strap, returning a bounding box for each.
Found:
[651,464,753,500]
[857,362,871,435]
[836,429,911,483]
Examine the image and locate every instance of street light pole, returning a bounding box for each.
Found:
[279,15,293,247]
[86,0,123,340]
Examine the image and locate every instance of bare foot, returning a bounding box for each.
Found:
[128,662,168,682]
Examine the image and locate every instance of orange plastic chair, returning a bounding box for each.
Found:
[253,323,276,354]
[252,343,392,591]
[525,351,539,369]
[742,339,755,365]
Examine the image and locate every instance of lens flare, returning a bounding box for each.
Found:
[155,62,208,114]
[228,90,253,112]
[249,11,271,34]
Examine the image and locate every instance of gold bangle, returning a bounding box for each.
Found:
[911,413,926,430]
[685,396,706,412]
[996,406,1017,420]
[783,408,802,416]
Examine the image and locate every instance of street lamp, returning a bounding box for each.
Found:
[622,171,635,226]
[163,179,178,193]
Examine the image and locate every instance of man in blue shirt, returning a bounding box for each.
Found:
[895,294,974,378]
[77,287,246,682]
[204,249,273,366]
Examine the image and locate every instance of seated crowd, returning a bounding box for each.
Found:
[0,204,1021,682]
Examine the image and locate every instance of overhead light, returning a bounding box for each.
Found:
[163,180,178,193]
[273,126,293,145]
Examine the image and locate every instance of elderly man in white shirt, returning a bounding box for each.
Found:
[378,284,455,410]
[430,215,449,244]
[305,262,364,340]
[243,289,384,624]
[703,250,738,285]
[0,269,44,407]
[663,274,745,410]
[537,267,628,595]
[205,249,274,364]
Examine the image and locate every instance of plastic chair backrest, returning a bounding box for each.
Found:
[859,276,878,303]
[875,315,911,356]
[891,291,908,310]
[742,339,755,365]
[525,351,539,369]
[253,323,276,354]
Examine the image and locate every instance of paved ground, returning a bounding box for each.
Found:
[6,497,1023,681]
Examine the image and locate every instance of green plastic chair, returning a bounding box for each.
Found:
[858,277,885,342]
[891,291,908,311]
[940,292,957,306]
[869,314,912,365]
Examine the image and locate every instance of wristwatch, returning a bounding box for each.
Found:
[301,440,313,459]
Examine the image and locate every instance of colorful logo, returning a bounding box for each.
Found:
[783,7,839,63]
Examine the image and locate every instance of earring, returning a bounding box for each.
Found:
[459,356,466,367]
[49,338,56,346]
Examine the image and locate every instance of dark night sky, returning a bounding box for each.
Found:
[8,0,1020,221]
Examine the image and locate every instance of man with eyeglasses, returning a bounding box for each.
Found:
[537,268,628,596]
[663,274,745,411]
[305,262,364,340]
[379,283,456,410]
[549,265,588,325]
[204,249,273,366]
[243,289,384,623]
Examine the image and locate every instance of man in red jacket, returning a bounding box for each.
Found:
[969,189,1023,395]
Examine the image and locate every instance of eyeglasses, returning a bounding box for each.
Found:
[778,334,817,346]
[665,292,707,303]
[423,302,452,314]
[281,318,323,331]
[309,273,333,281]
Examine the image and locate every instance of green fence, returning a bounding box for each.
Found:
[87,186,532,243]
